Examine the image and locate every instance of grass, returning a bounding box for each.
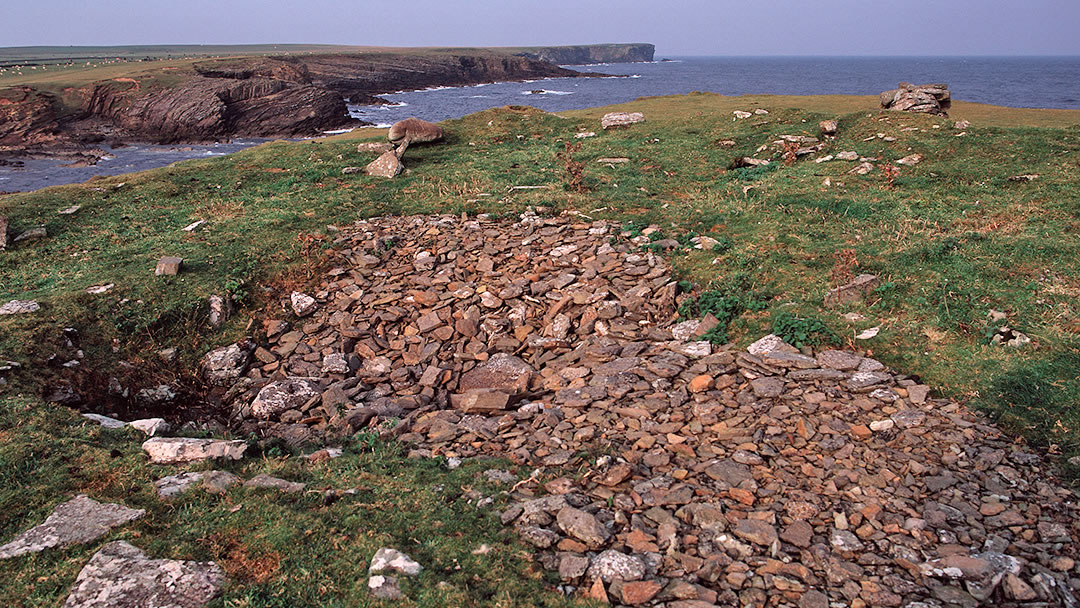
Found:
[2,92,1080,602]
[0,396,572,607]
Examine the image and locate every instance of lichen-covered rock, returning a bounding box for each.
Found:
[0,496,144,559]
[154,472,206,499]
[141,437,247,464]
[250,377,321,419]
[290,291,317,317]
[458,353,534,394]
[62,541,224,608]
[365,151,404,178]
[588,550,646,583]
[0,299,40,315]
[199,341,253,386]
[601,112,645,129]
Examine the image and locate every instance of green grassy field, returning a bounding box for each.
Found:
[2,93,1079,605]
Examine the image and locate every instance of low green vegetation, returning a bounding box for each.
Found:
[0,397,569,607]
[2,93,1080,603]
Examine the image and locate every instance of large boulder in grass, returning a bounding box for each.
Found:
[63,541,225,608]
[387,117,444,159]
[365,151,405,178]
[601,112,645,129]
[880,82,951,115]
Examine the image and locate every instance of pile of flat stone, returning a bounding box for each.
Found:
[199,213,1078,607]
[207,212,680,446]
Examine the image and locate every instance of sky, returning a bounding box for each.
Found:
[5,0,1079,56]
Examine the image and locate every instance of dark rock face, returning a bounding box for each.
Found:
[0,87,66,150]
[0,48,612,154]
[82,76,351,143]
[514,43,656,64]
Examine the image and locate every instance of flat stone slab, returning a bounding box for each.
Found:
[63,541,224,608]
[0,299,40,315]
[243,474,306,493]
[0,495,144,559]
[601,112,646,129]
[154,472,206,499]
[142,437,247,464]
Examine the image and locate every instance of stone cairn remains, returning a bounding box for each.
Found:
[880,83,952,115]
[202,213,1078,607]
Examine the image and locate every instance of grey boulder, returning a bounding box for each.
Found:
[0,495,144,559]
[63,541,224,608]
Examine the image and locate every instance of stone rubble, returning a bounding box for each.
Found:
[0,495,144,559]
[880,82,952,115]
[200,213,1078,606]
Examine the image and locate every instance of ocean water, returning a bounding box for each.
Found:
[5,56,1079,192]
[349,56,1080,125]
[0,140,266,194]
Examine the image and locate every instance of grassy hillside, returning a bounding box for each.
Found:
[1,93,1079,604]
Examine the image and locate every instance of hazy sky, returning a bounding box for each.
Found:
[6,0,1079,56]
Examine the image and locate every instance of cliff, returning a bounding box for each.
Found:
[0,45,641,154]
[510,43,655,65]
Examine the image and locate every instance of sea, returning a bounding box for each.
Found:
[4,56,1079,193]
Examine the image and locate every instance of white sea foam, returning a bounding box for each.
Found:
[322,128,356,135]
[521,89,574,96]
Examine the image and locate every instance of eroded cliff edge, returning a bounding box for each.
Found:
[0,45,648,157]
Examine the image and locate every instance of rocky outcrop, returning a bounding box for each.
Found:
[880,82,951,115]
[82,76,351,143]
[0,87,69,151]
[512,43,656,64]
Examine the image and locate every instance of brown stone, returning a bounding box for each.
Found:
[611,580,662,605]
[733,519,777,546]
[688,375,713,393]
[455,390,510,414]
[155,256,183,276]
[459,353,533,394]
[556,507,611,549]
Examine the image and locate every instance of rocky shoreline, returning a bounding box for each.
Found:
[0,44,652,163]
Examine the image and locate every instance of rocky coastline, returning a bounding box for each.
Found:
[0,44,651,162]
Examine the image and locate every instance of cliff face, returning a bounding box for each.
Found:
[287,52,584,102]
[512,43,655,65]
[0,45,649,153]
[82,75,349,143]
[0,87,65,150]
